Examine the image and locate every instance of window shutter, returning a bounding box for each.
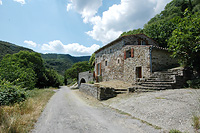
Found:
[100,63,102,76]
[96,64,98,75]
[124,51,126,60]
[138,39,141,45]
[131,48,134,58]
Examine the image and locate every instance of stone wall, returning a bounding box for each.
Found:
[79,83,116,100]
[123,45,151,83]
[79,83,98,99]
[152,49,178,72]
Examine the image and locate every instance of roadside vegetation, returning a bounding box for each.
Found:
[0,51,62,132]
[0,89,55,133]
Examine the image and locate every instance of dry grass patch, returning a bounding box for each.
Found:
[0,89,55,133]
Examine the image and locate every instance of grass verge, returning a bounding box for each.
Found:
[192,115,200,131]
[0,88,55,133]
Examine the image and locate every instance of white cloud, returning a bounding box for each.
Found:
[13,0,25,5]
[67,0,102,23]
[0,0,2,5]
[24,40,38,47]
[68,0,171,44]
[41,40,100,56]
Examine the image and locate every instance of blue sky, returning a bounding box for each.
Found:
[0,0,171,56]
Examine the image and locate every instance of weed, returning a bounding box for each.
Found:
[169,129,182,133]
[155,97,166,99]
[192,115,200,130]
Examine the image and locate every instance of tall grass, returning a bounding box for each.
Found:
[0,89,55,133]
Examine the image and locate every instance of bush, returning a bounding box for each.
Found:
[0,80,26,106]
[187,78,200,89]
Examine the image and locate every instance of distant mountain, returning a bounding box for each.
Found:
[0,40,90,75]
[41,54,90,75]
[0,40,33,60]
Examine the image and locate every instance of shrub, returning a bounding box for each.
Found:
[0,80,26,106]
[187,78,200,89]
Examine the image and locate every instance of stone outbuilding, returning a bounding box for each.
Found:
[94,34,178,84]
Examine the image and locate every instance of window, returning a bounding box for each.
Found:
[110,49,112,53]
[117,59,120,64]
[124,48,134,59]
[126,50,131,58]
[105,61,107,66]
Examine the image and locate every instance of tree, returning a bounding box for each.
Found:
[121,28,144,37]
[0,54,36,89]
[144,17,181,47]
[65,61,92,84]
[89,53,95,70]
[0,51,48,89]
[168,10,200,74]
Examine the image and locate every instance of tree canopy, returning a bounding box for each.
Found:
[120,0,200,47]
[168,10,200,73]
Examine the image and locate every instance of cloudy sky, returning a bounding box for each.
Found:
[0,0,171,56]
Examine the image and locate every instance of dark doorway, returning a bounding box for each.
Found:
[80,78,86,84]
[136,67,142,78]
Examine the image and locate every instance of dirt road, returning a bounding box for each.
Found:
[32,86,161,133]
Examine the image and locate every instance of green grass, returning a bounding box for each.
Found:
[169,129,182,133]
[155,97,166,99]
[0,89,55,133]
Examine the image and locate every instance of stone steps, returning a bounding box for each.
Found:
[136,68,184,91]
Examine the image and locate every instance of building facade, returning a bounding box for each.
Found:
[94,34,178,84]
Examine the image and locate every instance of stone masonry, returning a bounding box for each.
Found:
[94,34,178,84]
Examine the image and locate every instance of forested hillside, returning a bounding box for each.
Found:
[0,41,90,75]
[0,41,33,60]
[121,0,200,47]
[41,54,90,75]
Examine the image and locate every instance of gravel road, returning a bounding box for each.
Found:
[32,86,161,133]
[103,89,200,133]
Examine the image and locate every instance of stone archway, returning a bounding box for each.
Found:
[80,78,86,85]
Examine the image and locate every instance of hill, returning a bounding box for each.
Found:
[0,40,33,60]
[0,41,91,75]
[41,54,90,75]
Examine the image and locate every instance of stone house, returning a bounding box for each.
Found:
[94,34,178,84]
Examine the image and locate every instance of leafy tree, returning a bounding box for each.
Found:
[168,10,200,74]
[121,28,144,37]
[65,61,92,84]
[120,0,200,47]
[144,17,181,47]
[0,54,36,89]
[89,53,95,69]
[0,79,26,106]
[44,69,64,88]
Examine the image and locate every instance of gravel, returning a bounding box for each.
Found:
[102,89,200,133]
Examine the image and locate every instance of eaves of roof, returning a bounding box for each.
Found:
[94,33,159,54]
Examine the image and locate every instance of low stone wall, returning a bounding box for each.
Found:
[79,83,116,100]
